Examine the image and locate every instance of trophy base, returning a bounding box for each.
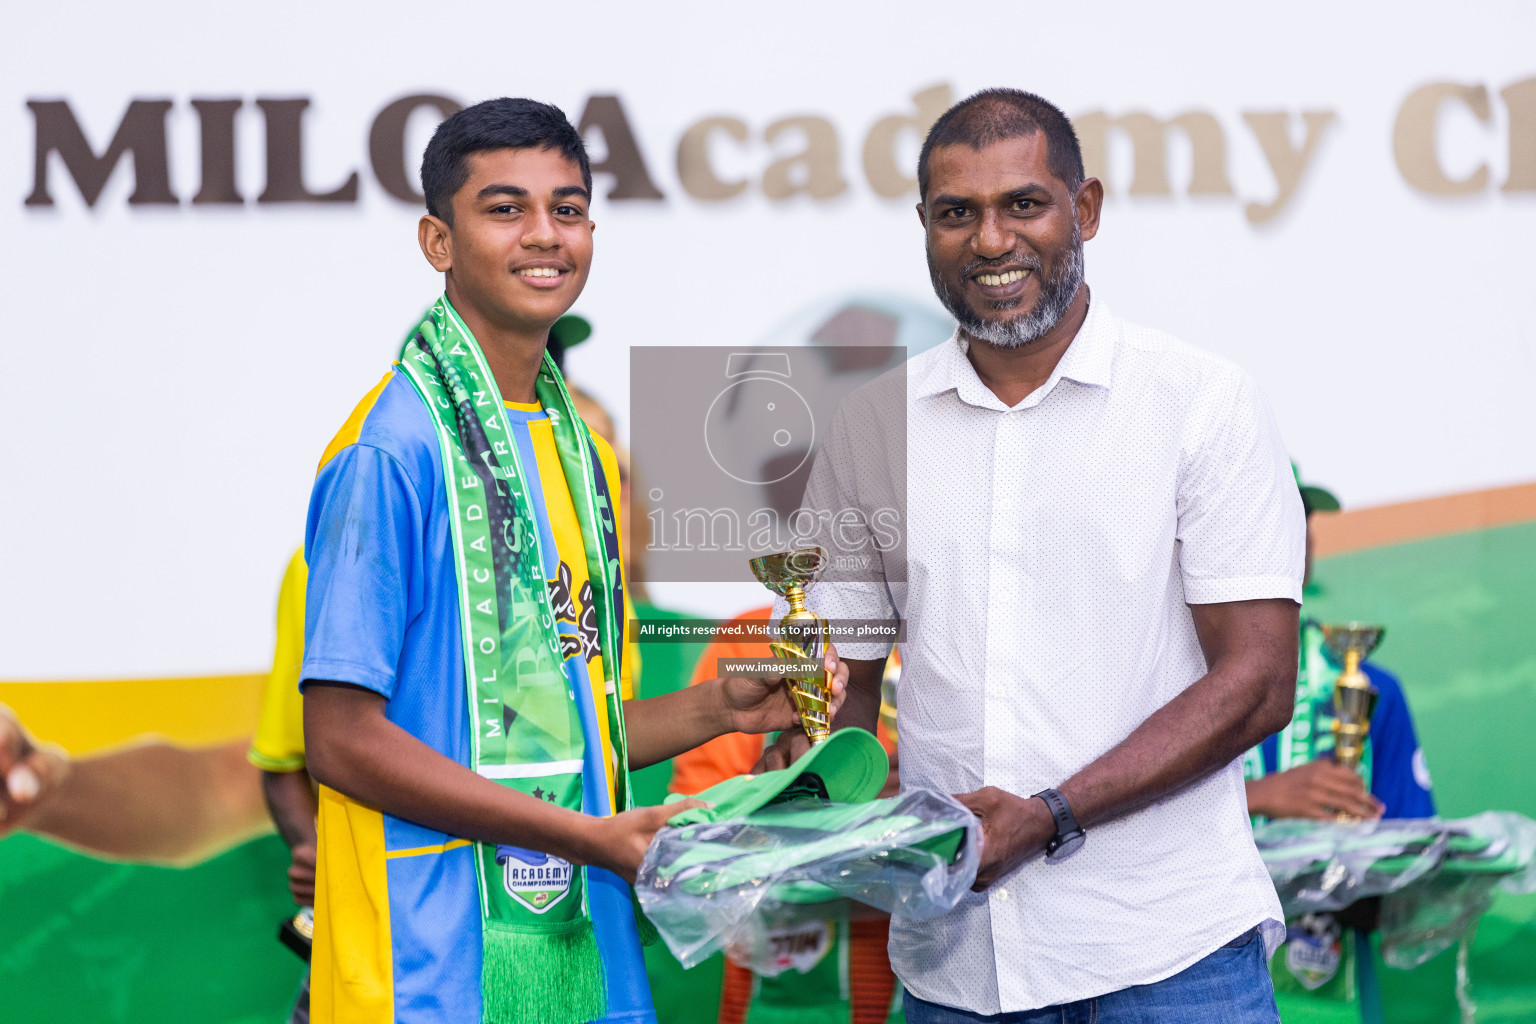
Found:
[279,908,314,963]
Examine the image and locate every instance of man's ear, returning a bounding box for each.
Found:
[1075,178,1104,243]
[915,202,928,229]
[419,214,453,272]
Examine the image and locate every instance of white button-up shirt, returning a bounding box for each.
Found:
[801,297,1303,1013]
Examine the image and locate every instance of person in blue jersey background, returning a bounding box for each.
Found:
[1244,471,1435,824]
[299,98,847,1024]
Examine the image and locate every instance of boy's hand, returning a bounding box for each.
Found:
[587,800,707,884]
[288,842,317,907]
[721,645,848,735]
[1245,759,1383,821]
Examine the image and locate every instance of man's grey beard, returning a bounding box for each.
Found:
[929,232,1086,350]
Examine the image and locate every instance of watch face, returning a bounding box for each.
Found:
[1046,831,1086,863]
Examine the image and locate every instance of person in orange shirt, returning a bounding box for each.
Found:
[671,607,902,1024]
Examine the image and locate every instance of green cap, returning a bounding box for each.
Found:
[1292,462,1341,516]
[548,313,592,351]
[664,727,889,826]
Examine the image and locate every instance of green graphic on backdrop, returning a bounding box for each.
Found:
[0,835,302,1024]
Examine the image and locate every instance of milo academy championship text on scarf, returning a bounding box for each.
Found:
[398,296,630,1024]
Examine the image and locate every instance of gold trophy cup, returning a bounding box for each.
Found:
[1321,622,1385,820]
[749,547,833,744]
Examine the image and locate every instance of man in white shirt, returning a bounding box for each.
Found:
[762,88,1302,1022]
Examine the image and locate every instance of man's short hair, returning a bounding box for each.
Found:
[420,98,592,224]
[918,89,1085,200]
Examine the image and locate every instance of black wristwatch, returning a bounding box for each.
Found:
[1032,788,1086,863]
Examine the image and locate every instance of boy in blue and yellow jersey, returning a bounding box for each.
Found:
[300,98,846,1024]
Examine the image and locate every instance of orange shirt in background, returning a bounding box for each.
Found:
[669,607,776,797]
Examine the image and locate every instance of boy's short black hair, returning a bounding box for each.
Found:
[421,98,592,224]
[918,88,1085,200]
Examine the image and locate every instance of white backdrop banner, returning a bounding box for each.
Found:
[3,0,1532,676]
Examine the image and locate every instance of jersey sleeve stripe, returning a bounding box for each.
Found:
[317,371,395,473]
[384,838,474,860]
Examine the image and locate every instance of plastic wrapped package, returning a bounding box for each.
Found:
[636,788,979,968]
[1258,818,1449,913]
[1254,812,1536,968]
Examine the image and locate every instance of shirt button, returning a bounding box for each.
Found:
[994,887,1009,900]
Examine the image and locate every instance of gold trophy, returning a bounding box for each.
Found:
[749,547,833,744]
[1321,622,1385,820]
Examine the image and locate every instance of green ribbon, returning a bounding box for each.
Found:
[397,296,631,1024]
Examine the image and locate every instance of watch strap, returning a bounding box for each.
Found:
[1032,787,1086,861]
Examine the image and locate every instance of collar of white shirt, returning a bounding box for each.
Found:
[913,293,1116,411]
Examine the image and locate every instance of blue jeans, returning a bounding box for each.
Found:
[904,928,1280,1024]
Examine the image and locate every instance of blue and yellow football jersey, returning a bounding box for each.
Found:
[301,369,651,1024]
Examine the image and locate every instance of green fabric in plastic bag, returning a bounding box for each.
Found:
[636,788,976,968]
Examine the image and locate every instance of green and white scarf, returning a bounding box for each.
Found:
[398,296,631,1024]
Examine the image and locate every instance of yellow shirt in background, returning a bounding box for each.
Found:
[248,547,307,772]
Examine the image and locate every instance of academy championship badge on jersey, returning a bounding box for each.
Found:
[1284,913,1343,989]
[497,845,574,914]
